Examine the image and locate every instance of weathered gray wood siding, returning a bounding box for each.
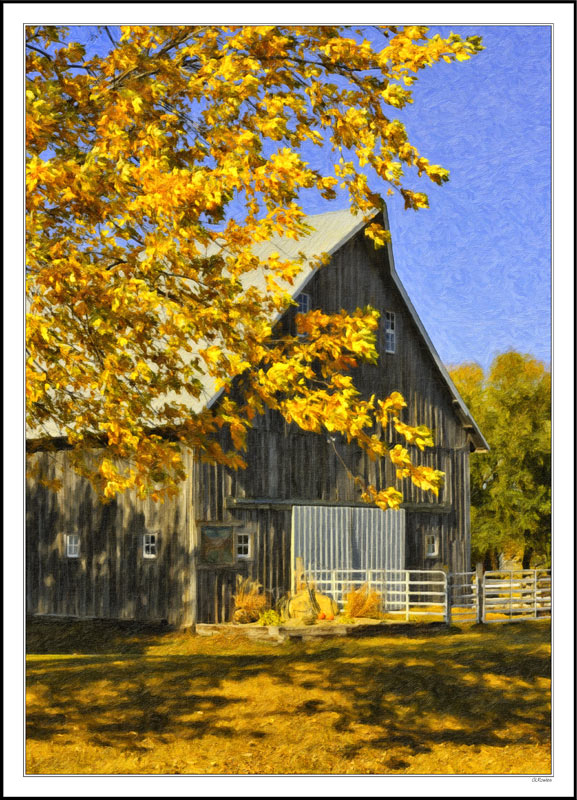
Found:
[26,450,196,627]
[190,455,292,622]
[195,224,473,609]
[26,221,474,625]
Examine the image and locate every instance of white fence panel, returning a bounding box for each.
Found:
[482,570,551,623]
[299,567,550,626]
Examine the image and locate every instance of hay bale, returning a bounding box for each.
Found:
[286,591,339,619]
[344,584,382,618]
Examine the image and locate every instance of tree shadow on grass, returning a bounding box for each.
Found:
[26,616,173,655]
[313,623,551,760]
[26,620,550,763]
[27,658,247,749]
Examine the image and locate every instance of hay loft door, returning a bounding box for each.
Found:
[291,505,406,590]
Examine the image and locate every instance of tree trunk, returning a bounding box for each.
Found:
[483,549,498,571]
[522,546,534,570]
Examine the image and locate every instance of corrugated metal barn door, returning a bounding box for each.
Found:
[291,505,405,578]
[352,506,406,570]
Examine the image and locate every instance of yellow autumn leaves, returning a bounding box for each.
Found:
[26,24,480,503]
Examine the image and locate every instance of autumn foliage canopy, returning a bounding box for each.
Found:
[26,25,483,503]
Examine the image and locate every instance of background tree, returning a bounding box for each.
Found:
[450,352,551,569]
[26,24,483,502]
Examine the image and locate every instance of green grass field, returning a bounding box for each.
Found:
[26,617,551,775]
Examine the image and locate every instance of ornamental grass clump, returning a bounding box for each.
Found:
[344,583,383,619]
[257,609,283,626]
[232,576,269,624]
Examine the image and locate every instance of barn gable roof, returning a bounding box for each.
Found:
[28,205,488,452]
[204,205,488,452]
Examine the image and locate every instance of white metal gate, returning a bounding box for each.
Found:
[449,571,479,623]
[482,569,552,622]
[303,567,449,619]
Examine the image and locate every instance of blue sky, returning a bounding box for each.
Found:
[298,25,552,372]
[43,25,553,371]
[382,25,551,372]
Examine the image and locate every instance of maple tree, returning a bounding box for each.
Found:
[26,24,483,503]
[450,353,551,568]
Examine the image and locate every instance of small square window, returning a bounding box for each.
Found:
[236,531,253,560]
[425,534,438,558]
[385,311,396,353]
[143,533,157,559]
[66,534,80,558]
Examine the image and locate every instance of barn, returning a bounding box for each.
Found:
[26,205,488,627]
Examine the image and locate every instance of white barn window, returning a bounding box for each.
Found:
[425,533,439,558]
[296,292,311,314]
[143,533,157,559]
[385,311,396,353]
[235,531,253,560]
[66,534,80,558]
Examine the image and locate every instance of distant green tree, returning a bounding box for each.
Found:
[450,352,551,569]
